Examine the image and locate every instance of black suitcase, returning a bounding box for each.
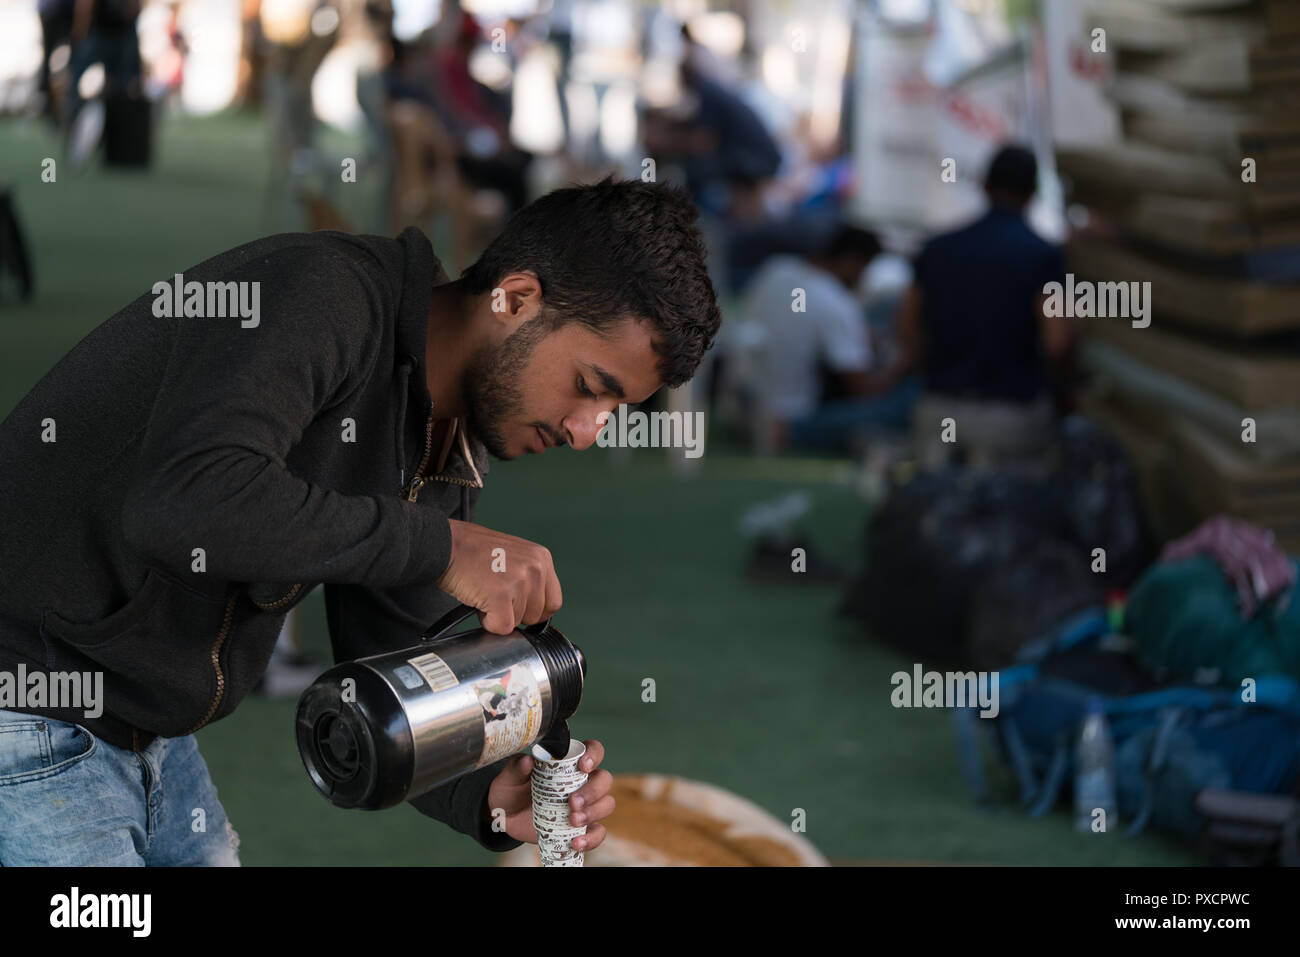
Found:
[103,92,152,167]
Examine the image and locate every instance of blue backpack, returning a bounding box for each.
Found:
[953,608,1300,840]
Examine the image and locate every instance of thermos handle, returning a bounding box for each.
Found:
[422,602,553,643]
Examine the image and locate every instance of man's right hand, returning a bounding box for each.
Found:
[435,520,563,634]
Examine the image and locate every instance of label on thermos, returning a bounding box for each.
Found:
[406,652,459,693]
[472,663,543,767]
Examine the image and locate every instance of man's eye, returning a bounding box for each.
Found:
[577,377,595,398]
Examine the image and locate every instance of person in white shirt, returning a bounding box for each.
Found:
[736,225,910,452]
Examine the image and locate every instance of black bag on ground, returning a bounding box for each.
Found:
[841,416,1153,667]
[1052,415,1155,586]
[967,540,1107,671]
[841,467,1068,667]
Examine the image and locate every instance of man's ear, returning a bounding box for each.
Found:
[489,272,544,329]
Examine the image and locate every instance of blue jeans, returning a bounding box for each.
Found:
[788,375,923,452]
[0,710,240,866]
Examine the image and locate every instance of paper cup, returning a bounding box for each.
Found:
[531,739,588,867]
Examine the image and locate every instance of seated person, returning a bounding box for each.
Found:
[431,12,532,216]
[642,24,783,220]
[895,144,1074,468]
[738,225,907,453]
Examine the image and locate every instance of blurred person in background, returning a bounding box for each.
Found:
[260,0,339,174]
[367,6,545,263]
[736,224,913,455]
[146,0,187,108]
[369,15,511,265]
[545,0,575,142]
[38,0,78,125]
[356,0,402,231]
[641,20,786,400]
[895,144,1072,469]
[383,35,465,232]
[430,10,532,217]
[720,147,856,297]
[234,0,267,107]
[643,23,782,222]
[65,0,142,137]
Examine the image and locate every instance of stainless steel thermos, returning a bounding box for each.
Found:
[295,605,586,809]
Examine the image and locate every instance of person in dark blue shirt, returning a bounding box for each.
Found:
[679,71,783,212]
[895,145,1073,467]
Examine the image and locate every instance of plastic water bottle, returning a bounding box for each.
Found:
[1074,697,1119,833]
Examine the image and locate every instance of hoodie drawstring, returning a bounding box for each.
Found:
[395,359,413,491]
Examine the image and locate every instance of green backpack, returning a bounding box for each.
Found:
[1126,556,1300,685]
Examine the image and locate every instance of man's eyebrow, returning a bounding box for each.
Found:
[588,364,626,400]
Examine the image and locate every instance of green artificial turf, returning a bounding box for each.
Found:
[0,111,1198,865]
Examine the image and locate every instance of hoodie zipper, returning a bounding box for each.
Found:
[185,590,240,735]
[251,583,303,611]
[432,427,484,489]
[403,411,436,502]
[403,410,483,501]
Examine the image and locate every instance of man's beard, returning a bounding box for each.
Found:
[462,319,552,460]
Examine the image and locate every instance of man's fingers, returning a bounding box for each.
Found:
[544,568,563,619]
[578,739,604,773]
[520,547,554,625]
[573,823,605,852]
[570,793,614,827]
[521,563,547,626]
[572,768,612,810]
[498,752,533,784]
[482,599,515,636]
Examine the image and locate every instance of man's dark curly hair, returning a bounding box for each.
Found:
[461,177,722,389]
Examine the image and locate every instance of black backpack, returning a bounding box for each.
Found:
[840,416,1154,668]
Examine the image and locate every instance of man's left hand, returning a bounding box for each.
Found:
[485,739,614,851]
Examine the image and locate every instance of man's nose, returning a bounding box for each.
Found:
[566,409,611,451]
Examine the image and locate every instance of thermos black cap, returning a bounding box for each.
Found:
[296,666,415,810]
